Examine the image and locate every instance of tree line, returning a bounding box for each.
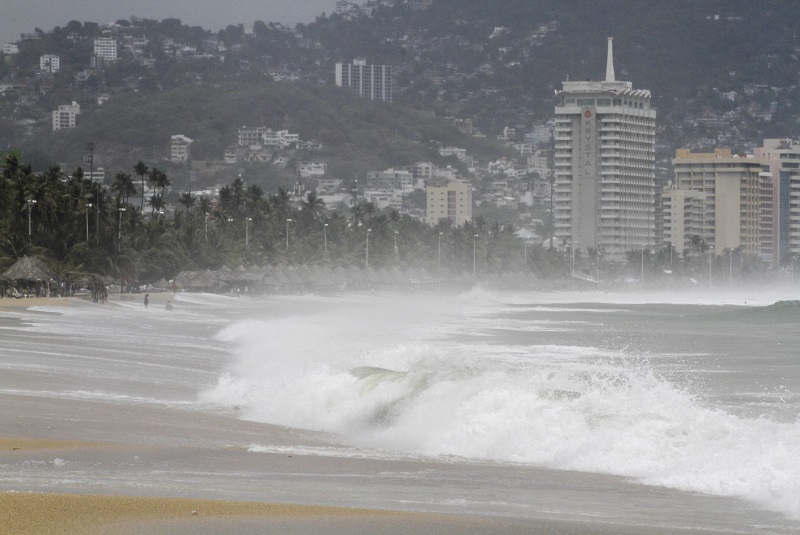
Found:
[1,153,775,288]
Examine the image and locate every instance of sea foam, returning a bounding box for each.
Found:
[200,291,800,519]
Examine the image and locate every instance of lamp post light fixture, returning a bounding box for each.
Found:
[473,234,479,277]
[118,207,127,251]
[324,223,329,254]
[285,218,293,250]
[85,203,93,242]
[26,199,37,236]
[366,228,372,269]
[245,217,252,249]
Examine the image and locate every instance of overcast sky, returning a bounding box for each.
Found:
[1,0,338,46]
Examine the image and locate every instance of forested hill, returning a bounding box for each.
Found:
[305,0,800,154]
[3,0,800,172]
[18,81,508,183]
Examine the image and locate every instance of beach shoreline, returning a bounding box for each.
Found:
[2,292,798,535]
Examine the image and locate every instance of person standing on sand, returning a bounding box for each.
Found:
[144,294,149,308]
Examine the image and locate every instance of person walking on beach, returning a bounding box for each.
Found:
[144,294,149,309]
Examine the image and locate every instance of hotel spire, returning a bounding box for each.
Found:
[605,37,615,82]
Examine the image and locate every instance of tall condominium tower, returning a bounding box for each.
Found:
[672,148,761,256]
[335,59,393,102]
[755,138,800,265]
[554,38,656,256]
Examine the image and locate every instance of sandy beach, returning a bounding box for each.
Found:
[1,294,798,535]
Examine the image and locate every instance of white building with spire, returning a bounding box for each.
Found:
[553,38,656,256]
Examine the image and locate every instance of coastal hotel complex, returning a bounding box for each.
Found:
[555,39,800,266]
[554,38,656,256]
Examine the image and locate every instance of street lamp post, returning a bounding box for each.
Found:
[204,213,209,241]
[118,207,126,251]
[729,249,733,286]
[85,203,93,242]
[641,244,646,286]
[26,199,37,236]
[366,228,372,269]
[285,218,293,250]
[473,234,479,277]
[394,230,399,258]
[571,240,578,280]
[323,223,329,254]
[245,217,252,249]
[524,241,528,267]
[438,231,443,271]
[708,246,714,285]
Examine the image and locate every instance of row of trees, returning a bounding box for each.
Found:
[0,153,559,284]
[1,153,776,288]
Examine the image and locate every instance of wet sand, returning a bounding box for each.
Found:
[1,296,796,535]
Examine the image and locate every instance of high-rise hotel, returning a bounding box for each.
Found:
[554,38,656,256]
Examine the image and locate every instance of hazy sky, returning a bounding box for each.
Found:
[1,0,338,46]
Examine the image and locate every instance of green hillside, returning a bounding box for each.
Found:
[17,81,509,187]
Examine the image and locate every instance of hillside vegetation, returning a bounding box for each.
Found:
[21,81,508,186]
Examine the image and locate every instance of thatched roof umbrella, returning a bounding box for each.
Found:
[2,256,57,282]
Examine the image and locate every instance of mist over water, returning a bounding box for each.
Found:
[200,288,800,519]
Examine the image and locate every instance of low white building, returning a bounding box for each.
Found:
[299,162,327,178]
[171,135,193,162]
[2,43,19,55]
[40,54,60,73]
[94,37,118,62]
[52,101,80,131]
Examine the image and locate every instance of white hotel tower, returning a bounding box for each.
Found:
[554,38,656,256]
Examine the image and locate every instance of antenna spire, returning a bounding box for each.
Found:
[605,37,615,82]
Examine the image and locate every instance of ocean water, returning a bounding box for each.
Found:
[197,287,800,520]
[2,287,800,531]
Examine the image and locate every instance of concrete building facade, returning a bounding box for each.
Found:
[754,138,800,265]
[94,37,118,62]
[426,180,472,226]
[661,185,706,255]
[52,101,80,131]
[553,38,656,256]
[40,54,60,73]
[171,135,193,162]
[335,59,393,102]
[672,148,761,255]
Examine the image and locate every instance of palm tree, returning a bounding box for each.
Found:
[178,192,197,215]
[111,172,137,205]
[149,194,165,214]
[133,161,148,212]
[146,168,170,213]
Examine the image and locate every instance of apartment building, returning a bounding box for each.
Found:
[661,185,706,254]
[52,101,80,131]
[335,59,393,102]
[94,37,118,62]
[40,54,60,73]
[754,138,800,265]
[426,180,472,226]
[672,148,761,255]
[171,135,193,162]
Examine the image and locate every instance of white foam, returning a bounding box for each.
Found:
[200,292,800,519]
